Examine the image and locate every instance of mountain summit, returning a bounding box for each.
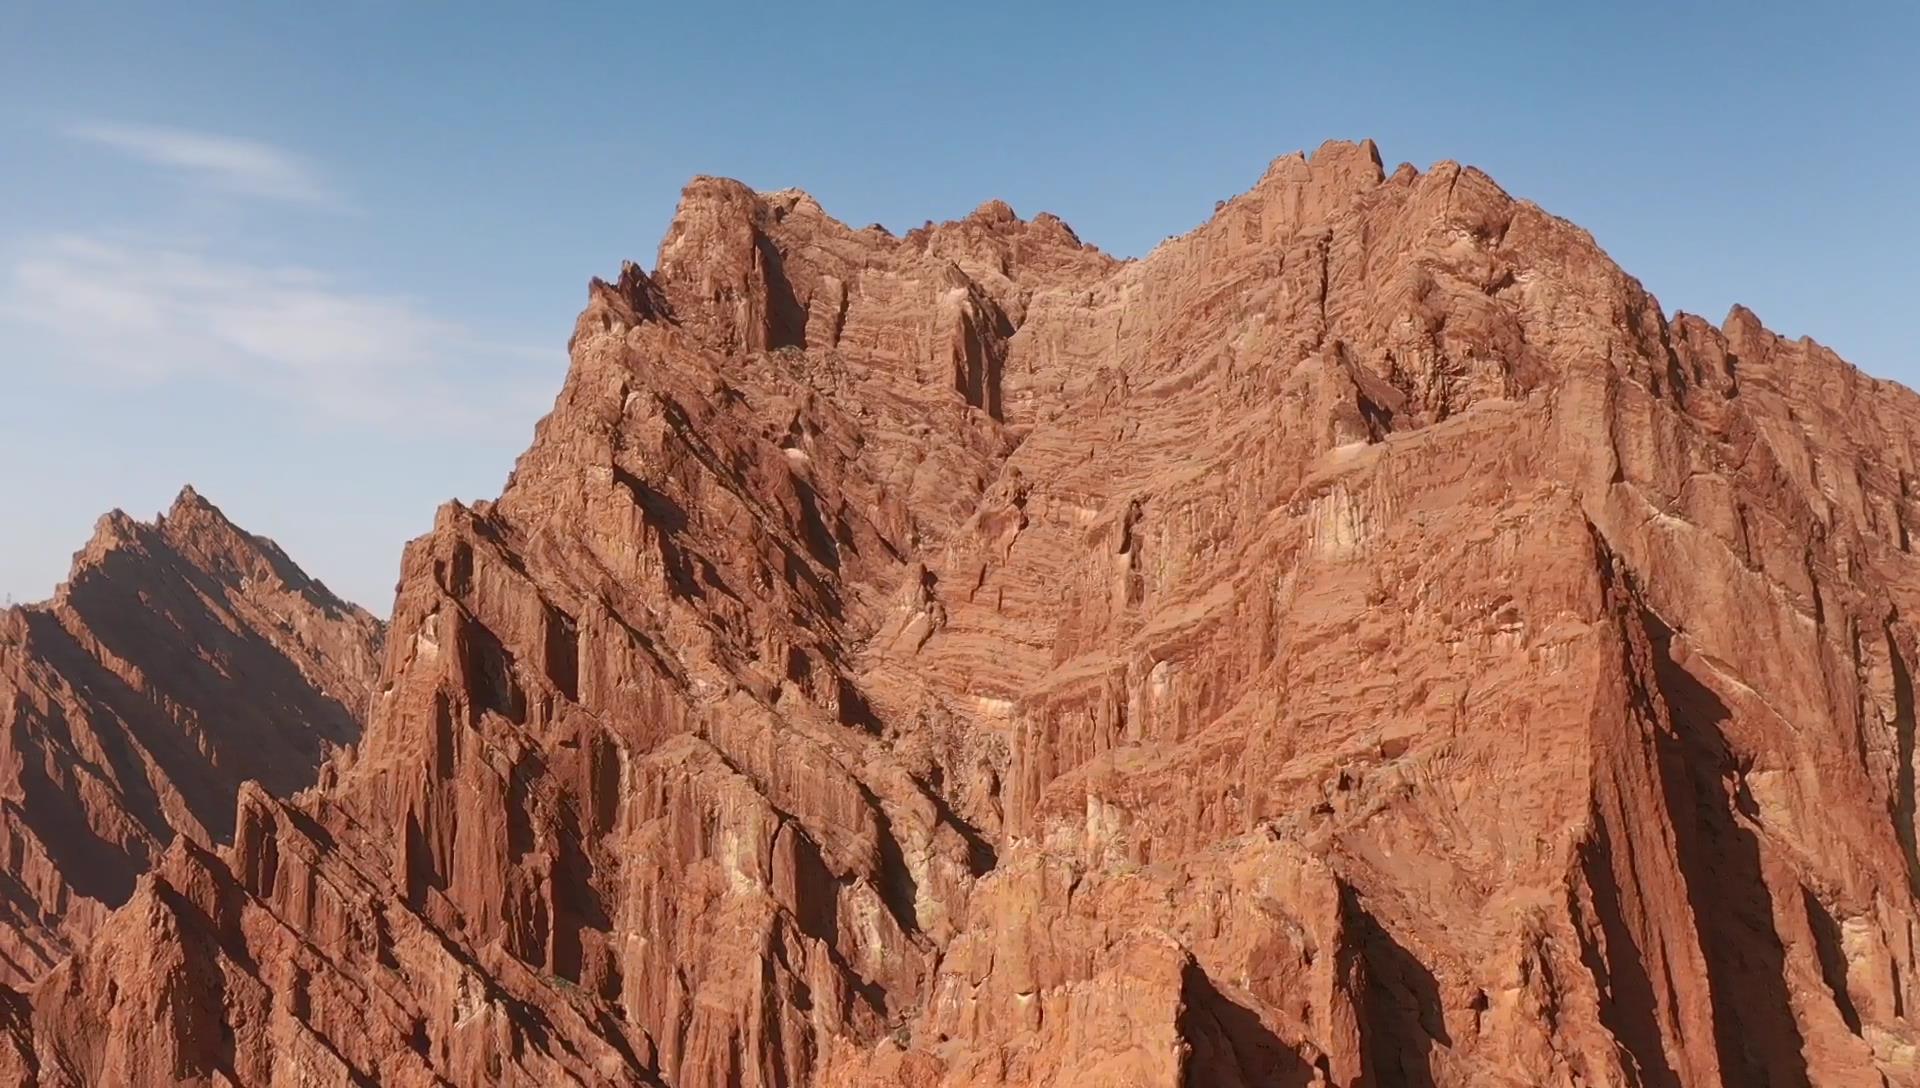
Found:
[7,142,1920,1086]
[0,488,382,988]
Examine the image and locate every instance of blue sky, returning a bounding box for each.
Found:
[2,2,1914,611]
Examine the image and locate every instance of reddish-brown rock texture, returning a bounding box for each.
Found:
[9,140,1920,1086]
[0,488,383,987]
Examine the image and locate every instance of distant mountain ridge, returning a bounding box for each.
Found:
[0,486,382,986]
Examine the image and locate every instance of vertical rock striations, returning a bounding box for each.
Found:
[9,141,1920,1086]
[0,488,383,986]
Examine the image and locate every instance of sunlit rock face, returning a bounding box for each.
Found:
[9,140,1920,1087]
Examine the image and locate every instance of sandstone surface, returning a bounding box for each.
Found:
[0,488,382,987]
[9,141,1920,1087]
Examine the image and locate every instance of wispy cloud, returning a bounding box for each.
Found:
[1,235,557,431]
[64,122,345,209]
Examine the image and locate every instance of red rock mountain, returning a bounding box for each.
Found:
[0,488,383,987]
[6,140,1920,1086]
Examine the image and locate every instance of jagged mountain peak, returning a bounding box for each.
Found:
[8,143,1920,1087]
[57,487,373,631]
[0,491,383,992]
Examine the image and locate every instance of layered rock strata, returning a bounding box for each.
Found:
[9,141,1920,1087]
[0,489,382,987]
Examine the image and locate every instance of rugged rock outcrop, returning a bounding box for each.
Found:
[9,141,1920,1086]
[0,488,383,986]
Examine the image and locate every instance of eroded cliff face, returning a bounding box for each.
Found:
[9,141,1920,1086]
[0,488,383,987]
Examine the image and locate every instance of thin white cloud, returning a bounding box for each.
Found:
[65,122,345,209]
[1,235,557,431]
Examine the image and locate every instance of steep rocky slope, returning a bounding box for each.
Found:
[0,488,383,987]
[8,140,1920,1086]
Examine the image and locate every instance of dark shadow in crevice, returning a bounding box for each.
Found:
[950,298,1009,421]
[791,475,841,573]
[769,821,889,1018]
[1342,885,1443,1088]
[754,234,808,351]
[458,613,524,725]
[613,466,700,601]
[1802,886,1862,1036]
[1642,606,1812,1088]
[1886,619,1919,900]
[1176,959,1315,1088]
[916,775,998,877]
[548,797,611,984]
[834,676,881,735]
[1572,817,1682,1088]
[850,780,922,942]
[542,602,580,703]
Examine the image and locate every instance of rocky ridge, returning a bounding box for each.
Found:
[0,488,383,988]
[5,140,1920,1086]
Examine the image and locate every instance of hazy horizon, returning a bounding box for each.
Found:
[4,2,1914,612]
